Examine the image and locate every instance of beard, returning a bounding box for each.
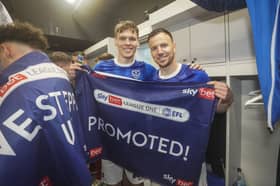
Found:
[157,53,175,68]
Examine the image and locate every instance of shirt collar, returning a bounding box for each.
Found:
[158,63,182,80]
[0,51,50,85]
[114,58,136,67]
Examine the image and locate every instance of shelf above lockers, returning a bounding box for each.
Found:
[149,0,222,29]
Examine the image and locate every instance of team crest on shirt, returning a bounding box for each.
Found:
[131,69,141,79]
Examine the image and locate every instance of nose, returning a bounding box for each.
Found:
[124,38,132,45]
[156,46,164,55]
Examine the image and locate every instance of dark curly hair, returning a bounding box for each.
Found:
[0,21,49,50]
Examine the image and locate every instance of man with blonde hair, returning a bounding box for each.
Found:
[94,20,155,186]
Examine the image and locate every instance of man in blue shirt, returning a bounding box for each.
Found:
[148,28,233,113]
[94,21,156,82]
[147,28,233,186]
[93,20,233,186]
[94,20,153,186]
[0,22,92,186]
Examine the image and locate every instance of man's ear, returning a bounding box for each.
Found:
[0,43,11,58]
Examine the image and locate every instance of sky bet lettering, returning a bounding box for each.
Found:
[0,91,77,156]
[181,88,198,96]
[89,147,103,158]
[176,179,194,186]
[88,116,191,161]
[198,88,215,100]
[109,95,122,106]
[0,74,27,97]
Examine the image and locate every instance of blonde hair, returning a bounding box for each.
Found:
[114,20,139,37]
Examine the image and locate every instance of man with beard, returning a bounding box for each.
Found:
[147,28,233,186]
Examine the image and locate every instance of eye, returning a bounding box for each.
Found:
[151,46,157,51]
[129,37,136,42]
[119,36,126,41]
[161,43,168,48]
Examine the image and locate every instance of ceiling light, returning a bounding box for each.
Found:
[65,0,77,5]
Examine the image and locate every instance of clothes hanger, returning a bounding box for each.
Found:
[244,90,264,108]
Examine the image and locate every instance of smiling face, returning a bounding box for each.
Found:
[148,32,176,68]
[115,29,139,63]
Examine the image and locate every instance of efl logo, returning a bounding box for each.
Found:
[39,176,52,186]
[0,74,27,97]
[198,88,215,100]
[90,147,103,159]
[176,179,193,186]
[109,95,122,106]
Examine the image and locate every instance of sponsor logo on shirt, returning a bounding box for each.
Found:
[163,174,193,186]
[176,179,194,186]
[198,88,215,100]
[109,95,122,106]
[0,63,68,105]
[182,88,198,96]
[89,147,103,159]
[39,176,52,186]
[0,74,27,97]
[97,92,108,102]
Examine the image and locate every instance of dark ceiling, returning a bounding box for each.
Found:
[1,0,174,52]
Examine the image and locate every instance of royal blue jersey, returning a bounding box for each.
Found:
[153,64,210,83]
[93,59,156,81]
[0,51,92,186]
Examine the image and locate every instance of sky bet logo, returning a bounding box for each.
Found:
[97,92,122,106]
[182,88,198,96]
[89,147,103,159]
[198,88,215,100]
[109,95,122,106]
[0,74,27,97]
[97,92,108,102]
[176,179,194,186]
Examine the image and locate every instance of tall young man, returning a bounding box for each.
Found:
[93,20,154,186]
[147,28,233,185]
[0,22,92,186]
